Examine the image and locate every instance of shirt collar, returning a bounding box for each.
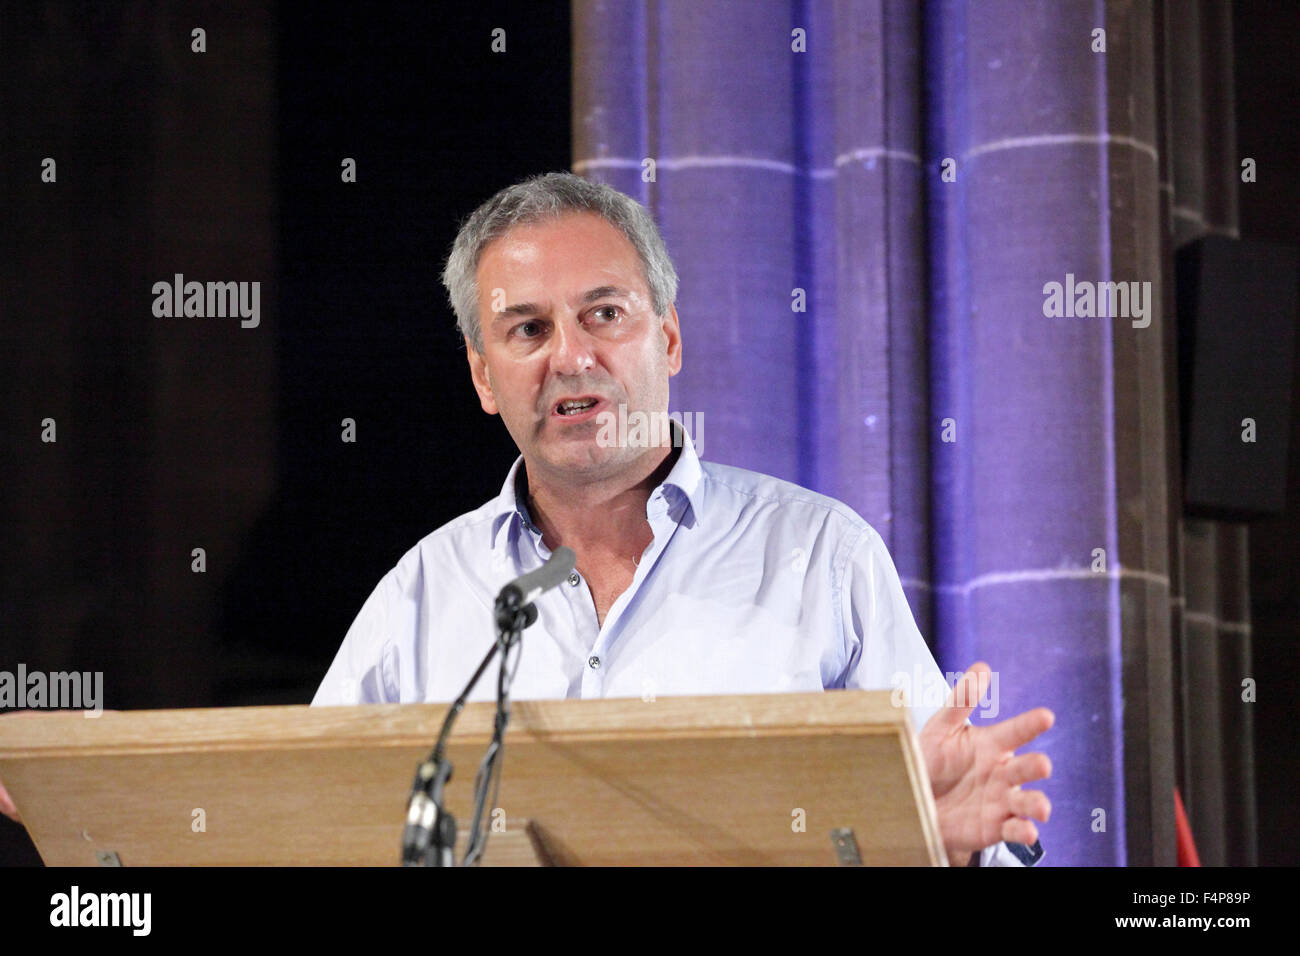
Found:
[488,417,704,552]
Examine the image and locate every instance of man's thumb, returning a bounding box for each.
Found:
[0,782,20,824]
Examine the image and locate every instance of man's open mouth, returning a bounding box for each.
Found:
[553,397,601,417]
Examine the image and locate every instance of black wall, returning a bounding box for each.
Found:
[0,0,571,866]
[1234,0,1300,868]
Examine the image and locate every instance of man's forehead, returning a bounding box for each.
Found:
[480,213,635,267]
[476,214,650,305]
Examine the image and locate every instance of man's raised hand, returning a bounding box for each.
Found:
[918,662,1054,863]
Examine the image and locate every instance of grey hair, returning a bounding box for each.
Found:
[440,171,679,353]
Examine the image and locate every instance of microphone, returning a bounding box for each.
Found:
[402,547,573,866]
[495,546,577,617]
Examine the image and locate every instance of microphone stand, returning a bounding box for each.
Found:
[400,600,536,867]
[401,545,575,867]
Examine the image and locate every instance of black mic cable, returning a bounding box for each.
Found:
[401,547,576,866]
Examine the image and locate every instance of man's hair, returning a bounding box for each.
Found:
[440,171,679,353]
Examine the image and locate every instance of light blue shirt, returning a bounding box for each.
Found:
[313,425,1042,867]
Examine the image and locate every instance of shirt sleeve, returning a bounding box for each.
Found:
[838,526,1044,868]
[973,840,1045,866]
[311,569,401,706]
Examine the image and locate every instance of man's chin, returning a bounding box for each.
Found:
[535,435,633,478]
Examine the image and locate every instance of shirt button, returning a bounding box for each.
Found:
[568,571,581,587]
[588,655,601,670]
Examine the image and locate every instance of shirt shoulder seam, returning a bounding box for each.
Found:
[700,468,875,533]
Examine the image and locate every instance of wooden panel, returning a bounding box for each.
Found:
[0,690,946,866]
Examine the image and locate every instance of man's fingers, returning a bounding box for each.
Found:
[1001,751,1052,788]
[0,782,20,824]
[1008,787,1051,823]
[932,662,992,730]
[1002,817,1038,847]
[989,706,1055,752]
[956,662,992,709]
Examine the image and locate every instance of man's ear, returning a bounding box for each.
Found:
[663,304,683,377]
[466,341,499,415]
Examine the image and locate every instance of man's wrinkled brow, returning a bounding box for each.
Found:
[492,286,632,323]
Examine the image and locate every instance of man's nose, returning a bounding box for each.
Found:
[548,318,596,376]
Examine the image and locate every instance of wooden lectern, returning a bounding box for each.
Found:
[0,690,948,866]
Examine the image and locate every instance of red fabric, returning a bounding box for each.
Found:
[1174,786,1201,867]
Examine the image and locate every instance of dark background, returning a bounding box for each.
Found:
[220,0,569,702]
[1,0,570,864]
[1,0,1296,866]
[1231,0,1300,868]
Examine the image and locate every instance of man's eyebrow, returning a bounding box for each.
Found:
[580,285,631,303]
[492,286,632,323]
[493,301,543,323]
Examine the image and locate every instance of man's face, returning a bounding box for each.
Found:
[466,211,682,482]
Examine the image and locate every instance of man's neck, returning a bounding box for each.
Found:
[522,443,680,559]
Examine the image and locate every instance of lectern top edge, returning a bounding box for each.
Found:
[0,689,912,759]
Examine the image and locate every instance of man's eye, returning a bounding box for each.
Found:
[592,305,622,321]
[513,320,542,338]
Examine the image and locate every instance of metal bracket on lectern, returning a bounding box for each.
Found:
[831,827,862,866]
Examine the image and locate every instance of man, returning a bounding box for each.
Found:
[312,171,1053,867]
